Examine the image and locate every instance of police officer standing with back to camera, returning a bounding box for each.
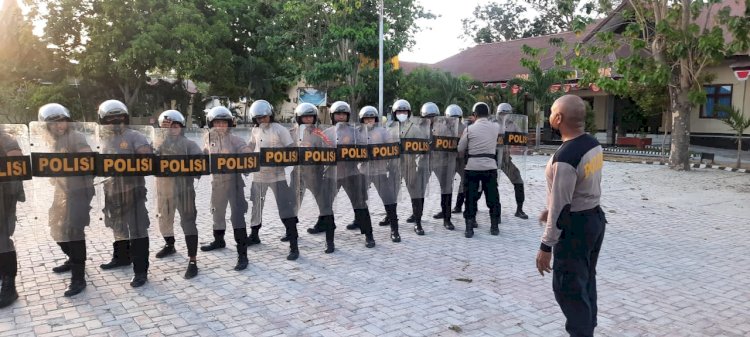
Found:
[153,110,202,279]
[457,102,501,238]
[536,95,606,337]
[98,99,152,288]
[496,103,528,219]
[0,126,27,308]
[37,104,95,297]
[201,106,250,271]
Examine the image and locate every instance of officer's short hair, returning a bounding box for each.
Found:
[473,102,490,117]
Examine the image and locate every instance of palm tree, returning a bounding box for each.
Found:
[508,46,571,149]
[718,105,750,169]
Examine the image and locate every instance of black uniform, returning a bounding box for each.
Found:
[540,134,606,337]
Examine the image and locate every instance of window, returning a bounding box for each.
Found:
[700,85,732,119]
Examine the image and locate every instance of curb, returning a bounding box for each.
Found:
[529,152,749,174]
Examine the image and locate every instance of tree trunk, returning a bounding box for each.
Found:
[737,132,742,169]
[535,108,542,150]
[668,86,692,170]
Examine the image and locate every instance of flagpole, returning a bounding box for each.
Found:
[378,0,384,121]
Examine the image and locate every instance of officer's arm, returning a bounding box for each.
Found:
[135,145,153,154]
[540,162,577,252]
[457,130,468,156]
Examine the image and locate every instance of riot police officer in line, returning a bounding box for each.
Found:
[0,127,26,308]
[98,100,152,288]
[434,105,467,215]
[421,102,458,231]
[201,106,250,271]
[328,101,376,248]
[288,103,338,253]
[496,103,528,219]
[360,106,402,243]
[153,110,202,279]
[247,100,302,260]
[37,104,95,297]
[457,102,502,238]
[395,99,430,236]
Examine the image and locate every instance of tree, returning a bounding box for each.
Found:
[398,66,476,114]
[34,0,233,114]
[718,105,750,169]
[462,0,619,43]
[278,0,432,112]
[508,45,572,148]
[572,0,750,170]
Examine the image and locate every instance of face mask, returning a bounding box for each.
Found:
[396,114,408,123]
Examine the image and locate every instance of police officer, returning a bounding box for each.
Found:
[496,103,528,219]
[247,100,301,260]
[98,99,152,288]
[422,102,458,231]
[395,99,429,236]
[38,104,94,297]
[327,101,376,248]
[0,128,25,307]
[457,102,501,237]
[201,106,250,271]
[536,95,606,337]
[289,103,337,253]
[360,106,401,242]
[153,110,202,279]
[439,105,468,214]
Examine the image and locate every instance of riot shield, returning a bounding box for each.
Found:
[430,116,460,195]
[207,126,254,231]
[96,125,154,241]
[248,123,299,228]
[29,122,97,248]
[292,123,337,231]
[364,121,400,208]
[399,116,431,201]
[153,127,208,240]
[329,122,369,223]
[0,125,31,255]
[499,114,528,185]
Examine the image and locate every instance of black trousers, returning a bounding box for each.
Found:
[553,207,606,337]
[463,170,500,220]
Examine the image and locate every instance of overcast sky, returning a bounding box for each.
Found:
[399,0,489,64]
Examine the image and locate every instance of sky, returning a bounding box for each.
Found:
[399,0,489,64]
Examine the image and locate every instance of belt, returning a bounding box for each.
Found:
[570,205,602,216]
[467,153,496,159]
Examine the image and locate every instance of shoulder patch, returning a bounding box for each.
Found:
[552,134,600,169]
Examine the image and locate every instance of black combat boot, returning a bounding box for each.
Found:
[513,184,529,219]
[234,228,249,271]
[490,217,500,236]
[247,225,261,245]
[64,263,86,297]
[282,218,300,260]
[201,230,226,251]
[465,219,476,238]
[412,198,425,235]
[100,241,131,270]
[0,251,18,308]
[53,242,72,273]
[441,194,455,230]
[307,216,325,234]
[155,236,176,258]
[452,192,464,213]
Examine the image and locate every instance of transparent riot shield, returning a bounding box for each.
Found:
[153,127,208,241]
[96,125,155,241]
[499,114,528,185]
[399,116,431,206]
[363,121,401,222]
[328,122,369,230]
[430,116,460,195]
[29,121,97,252]
[207,126,254,232]
[292,123,337,231]
[249,123,299,229]
[0,125,31,255]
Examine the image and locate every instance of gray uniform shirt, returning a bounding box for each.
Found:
[541,133,603,249]
[457,117,501,171]
[249,123,294,183]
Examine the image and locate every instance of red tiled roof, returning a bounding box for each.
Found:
[398,61,429,74]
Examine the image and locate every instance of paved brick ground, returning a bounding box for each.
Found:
[2,155,749,336]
